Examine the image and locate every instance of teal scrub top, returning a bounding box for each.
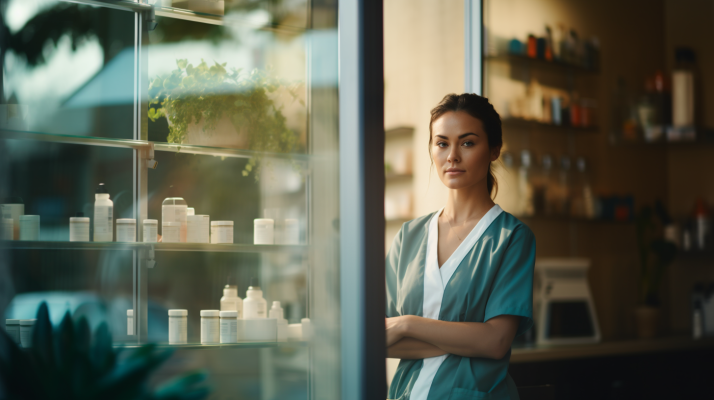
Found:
[386,205,536,400]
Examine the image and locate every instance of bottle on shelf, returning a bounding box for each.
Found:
[93,184,113,242]
[554,156,572,216]
[269,301,288,342]
[243,278,267,319]
[1,196,24,240]
[571,157,595,219]
[221,283,243,319]
[162,196,187,242]
[517,150,535,217]
[693,198,710,251]
[533,154,553,216]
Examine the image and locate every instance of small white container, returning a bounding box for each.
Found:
[288,323,303,341]
[269,301,288,342]
[211,221,234,244]
[143,219,158,243]
[94,184,113,242]
[220,284,243,318]
[20,319,36,347]
[187,215,210,243]
[186,207,195,216]
[168,309,188,344]
[162,197,187,242]
[219,310,238,344]
[243,279,267,319]
[5,319,20,344]
[127,310,134,335]
[116,219,136,242]
[162,222,181,243]
[1,201,24,240]
[301,318,313,341]
[2,218,13,240]
[284,218,299,245]
[237,318,277,342]
[254,219,274,245]
[201,310,220,344]
[19,215,39,241]
[69,215,90,242]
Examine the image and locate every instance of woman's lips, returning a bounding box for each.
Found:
[445,168,465,175]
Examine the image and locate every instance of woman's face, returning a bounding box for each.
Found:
[431,111,500,191]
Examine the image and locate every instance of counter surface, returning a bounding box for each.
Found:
[511,336,714,364]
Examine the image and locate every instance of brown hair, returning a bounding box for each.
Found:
[428,93,503,198]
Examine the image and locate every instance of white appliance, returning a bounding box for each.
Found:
[534,258,601,345]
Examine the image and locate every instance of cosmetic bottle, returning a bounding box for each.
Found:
[243,278,267,319]
[221,284,243,318]
[93,184,113,242]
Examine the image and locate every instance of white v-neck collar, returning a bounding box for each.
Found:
[410,204,504,400]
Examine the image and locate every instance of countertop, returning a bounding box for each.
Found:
[511,335,714,364]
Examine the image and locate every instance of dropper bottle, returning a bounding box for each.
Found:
[243,278,267,319]
[220,278,243,318]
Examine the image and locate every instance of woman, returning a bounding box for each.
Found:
[385,93,535,400]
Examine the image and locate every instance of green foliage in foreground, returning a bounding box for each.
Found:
[0,303,210,400]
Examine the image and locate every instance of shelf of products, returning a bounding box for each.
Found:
[0,240,308,254]
[502,117,599,132]
[114,341,308,350]
[485,53,599,74]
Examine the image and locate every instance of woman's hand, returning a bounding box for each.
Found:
[385,316,410,347]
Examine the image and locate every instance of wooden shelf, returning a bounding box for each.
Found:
[502,118,600,133]
[485,53,599,74]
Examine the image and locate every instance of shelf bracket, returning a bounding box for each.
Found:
[145,142,158,169]
[145,7,158,31]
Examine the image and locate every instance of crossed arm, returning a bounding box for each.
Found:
[386,314,520,360]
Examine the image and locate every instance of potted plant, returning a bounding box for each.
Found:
[634,205,678,339]
[149,59,304,177]
[0,302,210,400]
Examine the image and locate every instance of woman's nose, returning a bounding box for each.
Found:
[447,148,460,163]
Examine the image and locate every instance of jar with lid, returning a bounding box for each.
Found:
[70,212,90,242]
[219,311,238,344]
[211,221,234,244]
[254,219,274,244]
[201,310,220,344]
[116,218,136,242]
[19,215,40,240]
[168,310,187,344]
[187,215,210,243]
[143,219,158,243]
[162,197,187,242]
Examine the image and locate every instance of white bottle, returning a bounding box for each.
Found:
[243,278,267,319]
[219,311,238,343]
[93,184,113,242]
[220,284,243,318]
[269,301,288,342]
[162,197,187,242]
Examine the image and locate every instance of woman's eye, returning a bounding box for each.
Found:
[436,142,447,148]
[462,141,474,147]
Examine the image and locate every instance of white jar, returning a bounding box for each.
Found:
[143,219,158,243]
[201,310,220,344]
[5,319,20,344]
[127,309,134,335]
[20,319,36,347]
[187,215,210,243]
[116,219,136,242]
[220,284,243,318]
[2,218,13,240]
[284,218,299,245]
[19,215,40,241]
[211,221,234,244]
[162,221,181,243]
[69,215,90,242]
[254,219,274,245]
[243,279,267,319]
[1,200,24,240]
[219,310,238,344]
[186,207,195,216]
[168,309,188,344]
[162,197,187,242]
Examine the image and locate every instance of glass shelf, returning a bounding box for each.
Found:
[0,240,308,254]
[62,0,152,13]
[115,341,308,349]
[0,128,309,162]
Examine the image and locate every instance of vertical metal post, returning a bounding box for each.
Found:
[339,0,386,399]
[133,8,150,343]
[464,0,484,94]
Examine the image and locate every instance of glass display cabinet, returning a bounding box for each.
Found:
[0,0,384,398]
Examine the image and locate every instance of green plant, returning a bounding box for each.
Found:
[0,302,210,400]
[148,59,303,177]
[636,205,678,307]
